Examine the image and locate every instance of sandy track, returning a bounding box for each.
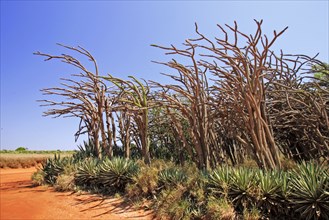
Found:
[0,168,153,220]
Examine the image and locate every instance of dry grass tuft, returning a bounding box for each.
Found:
[0,154,54,168]
[54,174,75,191]
[206,197,236,220]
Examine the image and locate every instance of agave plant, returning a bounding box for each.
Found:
[158,167,187,189]
[74,158,100,188]
[229,167,258,212]
[73,139,102,161]
[256,170,287,217]
[289,162,329,220]
[97,157,139,192]
[125,160,165,199]
[207,166,232,198]
[155,167,207,220]
[42,154,73,185]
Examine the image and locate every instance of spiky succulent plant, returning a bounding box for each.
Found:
[42,154,73,185]
[74,158,100,188]
[256,170,288,217]
[97,157,139,192]
[229,167,258,212]
[207,166,232,198]
[289,162,329,220]
[73,139,102,161]
[158,167,187,189]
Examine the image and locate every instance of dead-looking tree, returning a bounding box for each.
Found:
[268,55,329,161]
[36,44,154,163]
[153,20,292,169]
[35,21,328,169]
[151,40,221,170]
[35,44,116,158]
[102,75,153,164]
[194,20,285,169]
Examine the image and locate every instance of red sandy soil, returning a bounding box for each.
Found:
[0,168,154,220]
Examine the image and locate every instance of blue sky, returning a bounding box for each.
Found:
[1,1,328,150]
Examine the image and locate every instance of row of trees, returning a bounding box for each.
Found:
[35,20,329,170]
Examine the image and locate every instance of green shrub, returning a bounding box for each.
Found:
[126,161,160,199]
[154,185,189,220]
[54,174,75,191]
[243,206,261,220]
[206,196,236,220]
[15,147,27,152]
[72,139,103,161]
[229,167,258,212]
[31,170,45,186]
[154,164,207,220]
[207,166,232,198]
[42,154,73,185]
[154,181,207,219]
[29,154,329,220]
[158,167,187,189]
[289,162,329,220]
[255,170,288,217]
[97,157,139,193]
[74,158,100,188]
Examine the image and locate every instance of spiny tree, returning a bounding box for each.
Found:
[102,75,153,164]
[36,21,328,169]
[268,55,329,161]
[193,20,285,169]
[191,20,328,166]
[148,98,193,164]
[35,44,116,158]
[116,110,132,159]
[151,39,221,170]
[152,20,296,169]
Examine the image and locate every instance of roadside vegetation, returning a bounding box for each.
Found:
[32,20,329,220]
[0,149,74,168]
[33,144,329,220]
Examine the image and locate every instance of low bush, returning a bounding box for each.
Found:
[31,169,45,186]
[243,206,261,220]
[54,174,75,192]
[158,167,187,189]
[34,156,329,220]
[207,165,232,198]
[0,158,21,168]
[125,160,163,199]
[153,163,207,220]
[206,197,236,220]
[229,167,258,212]
[75,158,100,189]
[289,162,329,220]
[42,154,74,185]
[97,157,139,193]
[15,147,28,152]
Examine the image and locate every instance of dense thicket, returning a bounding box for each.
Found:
[34,154,329,220]
[35,20,329,169]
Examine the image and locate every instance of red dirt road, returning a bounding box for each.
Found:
[0,168,153,220]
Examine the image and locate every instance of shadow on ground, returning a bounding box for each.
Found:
[54,192,154,219]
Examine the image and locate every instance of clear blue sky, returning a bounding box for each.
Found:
[1,1,328,150]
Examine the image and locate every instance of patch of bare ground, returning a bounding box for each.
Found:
[0,168,154,219]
